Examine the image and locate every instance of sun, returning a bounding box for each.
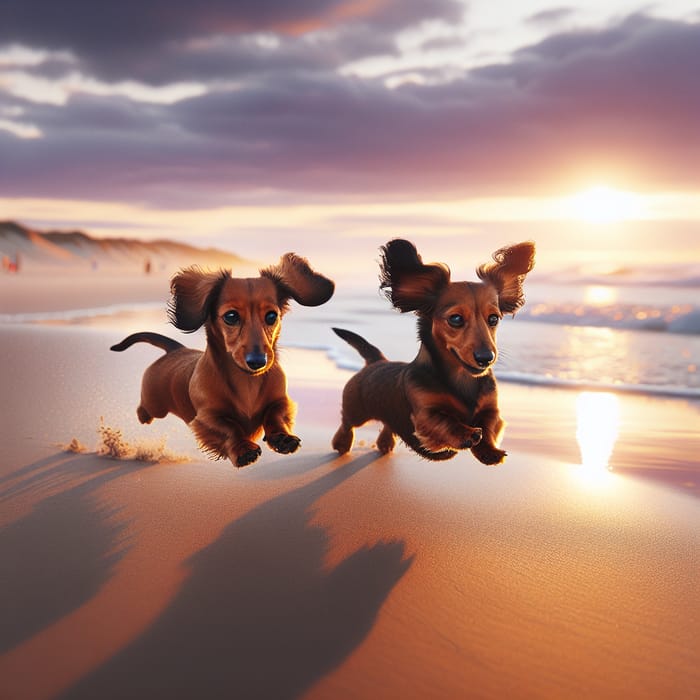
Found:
[568,185,645,224]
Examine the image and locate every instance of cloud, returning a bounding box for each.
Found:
[0,0,462,83]
[0,13,699,205]
[526,7,577,26]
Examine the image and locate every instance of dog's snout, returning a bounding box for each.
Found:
[245,351,268,371]
[473,349,496,368]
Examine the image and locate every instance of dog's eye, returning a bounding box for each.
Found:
[222,310,240,326]
[265,310,278,326]
[488,314,500,327]
[447,314,465,328]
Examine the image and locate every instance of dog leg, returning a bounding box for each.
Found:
[262,397,301,455]
[189,417,229,460]
[332,421,355,454]
[233,440,264,467]
[137,405,153,424]
[471,444,506,466]
[190,411,262,467]
[470,407,506,465]
[413,406,483,453]
[376,424,396,454]
[266,433,301,454]
[189,415,229,460]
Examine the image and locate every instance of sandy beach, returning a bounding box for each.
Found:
[1,273,698,700]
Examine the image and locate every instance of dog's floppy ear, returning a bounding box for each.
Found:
[477,241,536,314]
[380,239,450,314]
[168,266,229,332]
[261,253,335,309]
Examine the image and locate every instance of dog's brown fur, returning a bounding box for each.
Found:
[332,239,535,464]
[111,254,334,467]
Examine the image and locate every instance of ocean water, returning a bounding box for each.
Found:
[283,279,700,400]
[2,278,698,400]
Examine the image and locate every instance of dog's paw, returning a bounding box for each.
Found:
[376,427,396,455]
[459,427,483,449]
[266,432,301,454]
[234,442,262,467]
[137,405,153,424]
[472,443,506,466]
[332,426,354,454]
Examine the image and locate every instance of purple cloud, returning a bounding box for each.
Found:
[0,0,462,83]
[0,13,699,205]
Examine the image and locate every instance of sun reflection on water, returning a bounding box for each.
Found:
[584,284,617,306]
[575,392,620,485]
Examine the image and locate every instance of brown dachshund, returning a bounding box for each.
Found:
[111,254,334,467]
[332,239,535,464]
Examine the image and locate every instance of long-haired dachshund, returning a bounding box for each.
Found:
[111,254,334,467]
[332,239,535,465]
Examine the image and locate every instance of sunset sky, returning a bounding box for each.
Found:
[1,0,699,276]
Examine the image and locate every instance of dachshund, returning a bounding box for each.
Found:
[332,239,535,465]
[111,254,334,467]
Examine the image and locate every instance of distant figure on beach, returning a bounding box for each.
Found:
[3,252,20,273]
[144,258,152,274]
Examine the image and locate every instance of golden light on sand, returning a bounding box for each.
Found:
[576,391,620,473]
[568,185,645,224]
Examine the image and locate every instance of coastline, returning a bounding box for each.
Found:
[1,272,698,699]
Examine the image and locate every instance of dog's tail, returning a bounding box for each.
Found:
[332,327,387,365]
[110,332,185,354]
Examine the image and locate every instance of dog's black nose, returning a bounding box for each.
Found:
[245,352,267,371]
[473,349,495,368]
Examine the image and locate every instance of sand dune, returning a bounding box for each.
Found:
[0,220,249,272]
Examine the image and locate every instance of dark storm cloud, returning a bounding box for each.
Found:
[1,14,699,204]
[0,0,462,83]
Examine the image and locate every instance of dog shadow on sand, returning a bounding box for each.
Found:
[0,453,139,655]
[60,451,412,699]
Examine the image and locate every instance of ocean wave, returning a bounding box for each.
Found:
[285,342,700,402]
[520,302,700,335]
[534,264,700,288]
[494,371,700,401]
[3,298,698,400]
[0,301,164,325]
